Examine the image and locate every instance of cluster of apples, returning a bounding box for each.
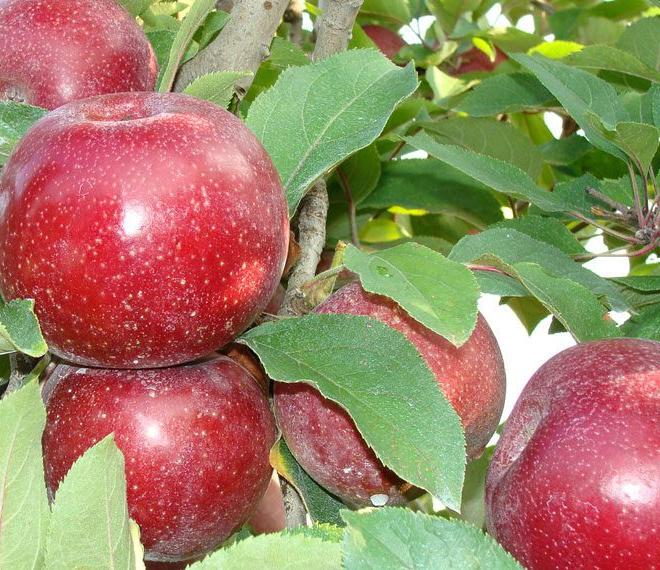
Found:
[1,2,659,567]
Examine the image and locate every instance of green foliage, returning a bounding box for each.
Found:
[246,49,418,215]
[0,101,47,166]
[0,299,48,357]
[343,243,479,346]
[241,315,466,510]
[0,382,50,569]
[270,439,345,526]
[44,436,137,569]
[341,508,523,569]
[184,71,251,108]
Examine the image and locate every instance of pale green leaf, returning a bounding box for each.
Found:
[117,0,153,16]
[184,71,251,108]
[189,533,341,569]
[241,315,466,510]
[341,508,522,569]
[246,49,418,215]
[609,122,660,173]
[44,436,136,570]
[158,0,216,92]
[0,300,48,357]
[565,45,660,83]
[360,0,411,24]
[0,381,50,570]
[343,243,479,346]
[0,102,47,166]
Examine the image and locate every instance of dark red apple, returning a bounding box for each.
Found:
[0,0,158,109]
[0,92,289,368]
[453,46,507,75]
[42,357,277,562]
[486,338,660,570]
[363,25,406,59]
[273,282,506,507]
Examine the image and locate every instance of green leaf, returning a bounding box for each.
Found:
[511,263,621,342]
[360,0,411,24]
[270,439,344,526]
[285,524,344,544]
[493,216,586,255]
[616,17,660,73]
[194,10,230,50]
[565,45,660,83]
[612,276,660,292]
[449,228,628,310]
[0,381,50,569]
[0,102,48,166]
[405,132,568,212]
[540,134,592,166]
[184,71,251,108]
[473,271,529,298]
[241,315,466,510]
[157,0,216,92]
[0,299,48,357]
[44,436,137,570]
[268,37,310,69]
[246,49,418,215]
[332,144,381,205]
[117,0,152,16]
[420,117,544,179]
[359,159,503,226]
[551,173,633,217]
[343,243,479,346]
[609,122,660,173]
[341,508,523,569]
[622,305,660,340]
[189,533,341,569]
[456,73,554,116]
[512,54,626,160]
[459,446,493,528]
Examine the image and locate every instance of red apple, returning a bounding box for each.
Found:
[363,25,406,59]
[0,92,289,368]
[0,0,158,109]
[42,356,277,562]
[485,338,660,570]
[273,282,506,507]
[453,46,507,75]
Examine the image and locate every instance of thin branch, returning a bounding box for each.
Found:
[173,0,289,93]
[337,167,361,247]
[627,161,646,227]
[569,211,642,244]
[279,0,365,317]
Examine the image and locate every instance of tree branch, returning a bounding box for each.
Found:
[279,0,364,317]
[174,0,289,93]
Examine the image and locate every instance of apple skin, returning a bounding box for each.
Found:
[453,47,507,75]
[273,282,506,507]
[0,0,158,109]
[42,357,277,562]
[0,92,289,368]
[363,25,406,59]
[486,338,660,570]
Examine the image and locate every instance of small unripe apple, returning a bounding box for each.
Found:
[363,25,406,59]
[42,357,277,562]
[453,46,507,75]
[274,282,506,507]
[0,92,289,368]
[486,338,660,570]
[0,0,158,109]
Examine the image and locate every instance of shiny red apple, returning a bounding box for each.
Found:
[486,338,660,570]
[0,0,158,109]
[273,282,506,506]
[42,357,277,562]
[0,92,289,368]
[363,25,406,59]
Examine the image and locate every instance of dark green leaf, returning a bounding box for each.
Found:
[565,45,660,83]
[540,134,592,166]
[246,50,418,215]
[473,271,529,298]
[456,73,554,116]
[616,17,660,73]
[612,276,660,292]
[341,508,523,569]
[241,315,466,510]
[359,159,503,226]
[270,439,344,526]
[622,305,660,340]
[333,144,381,205]
[343,243,479,346]
[493,216,586,255]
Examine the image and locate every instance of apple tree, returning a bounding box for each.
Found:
[0,0,658,568]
